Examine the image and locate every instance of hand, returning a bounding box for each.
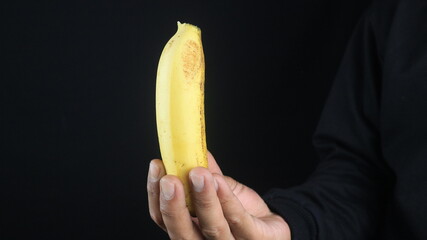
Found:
[147,152,291,239]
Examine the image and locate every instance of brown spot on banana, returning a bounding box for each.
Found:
[181,40,203,80]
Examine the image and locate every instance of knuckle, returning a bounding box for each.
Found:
[218,194,233,206]
[232,182,245,196]
[201,226,223,239]
[224,176,238,190]
[159,201,176,218]
[224,176,245,196]
[147,182,159,195]
[159,201,186,221]
[227,215,242,226]
[194,198,216,209]
[159,206,175,219]
[147,183,154,194]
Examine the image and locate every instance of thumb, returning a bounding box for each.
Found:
[213,174,256,238]
[207,150,223,175]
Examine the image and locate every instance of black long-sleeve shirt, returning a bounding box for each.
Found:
[263,0,427,239]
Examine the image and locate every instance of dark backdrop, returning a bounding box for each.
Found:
[2,0,372,239]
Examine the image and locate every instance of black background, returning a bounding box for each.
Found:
[2,0,371,239]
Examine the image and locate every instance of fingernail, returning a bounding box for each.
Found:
[160,178,175,200]
[148,162,160,182]
[190,171,205,193]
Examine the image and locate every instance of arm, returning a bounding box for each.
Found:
[148,3,394,240]
[263,4,394,239]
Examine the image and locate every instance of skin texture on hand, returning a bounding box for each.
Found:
[147,152,291,240]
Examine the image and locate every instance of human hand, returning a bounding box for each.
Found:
[147,152,291,239]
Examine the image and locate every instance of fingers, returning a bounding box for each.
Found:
[147,159,203,239]
[149,156,255,240]
[189,167,233,239]
[213,174,257,238]
[159,175,203,239]
[207,151,223,175]
[147,159,166,229]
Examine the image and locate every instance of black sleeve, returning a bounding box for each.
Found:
[263,4,394,240]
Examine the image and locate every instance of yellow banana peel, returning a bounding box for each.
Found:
[155,21,208,216]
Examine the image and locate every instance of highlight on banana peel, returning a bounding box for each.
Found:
[155,21,208,216]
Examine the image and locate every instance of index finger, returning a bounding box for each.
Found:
[207,151,222,175]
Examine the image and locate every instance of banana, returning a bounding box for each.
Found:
[155,21,208,215]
